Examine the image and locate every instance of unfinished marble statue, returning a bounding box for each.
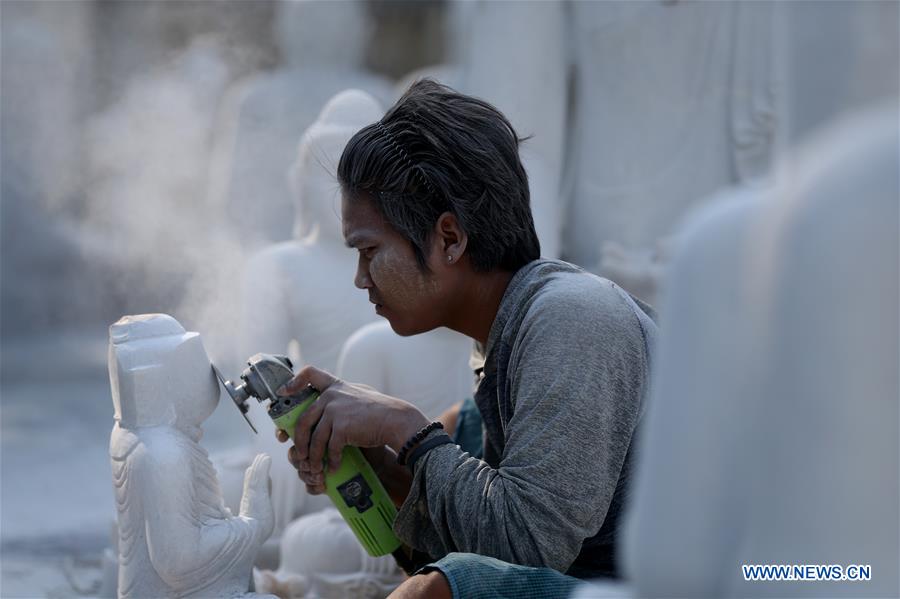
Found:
[207,0,394,246]
[597,238,673,306]
[240,89,384,370]
[451,1,780,272]
[237,89,383,537]
[450,1,566,260]
[622,104,899,598]
[455,2,897,283]
[337,322,475,420]
[254,509,403,599]
[108,314,275,598]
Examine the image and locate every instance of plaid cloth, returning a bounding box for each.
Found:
[420,553,582,599]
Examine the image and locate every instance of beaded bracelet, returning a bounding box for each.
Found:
[396,421,444,466]
[406,433,454,473]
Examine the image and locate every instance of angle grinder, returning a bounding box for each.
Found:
[213,353,421,572]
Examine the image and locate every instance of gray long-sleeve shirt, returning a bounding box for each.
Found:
[394,259,657,577]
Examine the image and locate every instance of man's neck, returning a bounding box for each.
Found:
[446,268,515,347]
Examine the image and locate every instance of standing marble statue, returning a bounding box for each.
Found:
[453,1,896,305]
[207,0,394,247]
[108,314,274,598]
[449,1,568,260]
[451,0,779,287]
[237,89,383,536]
[621,104,899,598]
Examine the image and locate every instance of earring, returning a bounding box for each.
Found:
[447,255,453,262]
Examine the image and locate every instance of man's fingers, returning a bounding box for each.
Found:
[291,398,326,461]
[327,428,345,473]
[301,471,322,486]
[287,445,301,470]
[304,481,326,495]
[307,417,332,473]
[275,428,289,443]
[277,365,339,396]
[296,469,325,493]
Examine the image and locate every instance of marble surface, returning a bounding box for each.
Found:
[107,314,274,598]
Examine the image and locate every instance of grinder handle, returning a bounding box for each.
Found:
[271,397,403,557]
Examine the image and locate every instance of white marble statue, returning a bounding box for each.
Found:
[449,1,567,260]
[254,509,403,599]
[597,238,673,307]
[108,313,275,598]
[236,89,384,538]
[621,104,899,597]
[337,322,475,420]
[240,88,384,375]
[453,1,897,308]
[207,0,394,247]
[451,1,780,272]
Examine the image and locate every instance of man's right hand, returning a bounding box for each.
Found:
[275,430,413,506]
[274,428,327,494]
[273,366,428,494]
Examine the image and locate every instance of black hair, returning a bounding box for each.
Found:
[337,79,540,273]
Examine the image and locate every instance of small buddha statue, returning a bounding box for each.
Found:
[108,313,274,598]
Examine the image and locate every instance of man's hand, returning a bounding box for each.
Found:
[275,365,429,493]
[388,571,452,599]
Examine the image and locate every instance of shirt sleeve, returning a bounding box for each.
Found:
[393,282,650,572]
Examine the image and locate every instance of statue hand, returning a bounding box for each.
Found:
[239,453,274,541]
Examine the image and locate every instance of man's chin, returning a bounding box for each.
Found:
[385,318,415,337]
[383,315,431,337]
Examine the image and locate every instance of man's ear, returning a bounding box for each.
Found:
[434,211,468,265]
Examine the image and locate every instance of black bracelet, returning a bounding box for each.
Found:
[406,432,454,473]
[396,421,444,466]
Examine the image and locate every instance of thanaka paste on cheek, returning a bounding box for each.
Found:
[370,245,440,312]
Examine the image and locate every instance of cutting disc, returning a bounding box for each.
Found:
[211,364,258,434]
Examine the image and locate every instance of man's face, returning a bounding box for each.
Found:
[341,193,448,336]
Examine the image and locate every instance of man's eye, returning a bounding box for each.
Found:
[359,247,376,259]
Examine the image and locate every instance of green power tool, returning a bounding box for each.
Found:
[213,354,418,571]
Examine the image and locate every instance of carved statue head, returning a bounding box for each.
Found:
[254,508,402,598]
[108,314,219,432]
[288,89,383,242]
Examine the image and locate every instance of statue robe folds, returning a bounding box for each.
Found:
[108,313,274,599]
[111,428,271,598]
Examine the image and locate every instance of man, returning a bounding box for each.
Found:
[276,79,657,598]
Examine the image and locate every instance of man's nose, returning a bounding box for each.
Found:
[354,259,373,290]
